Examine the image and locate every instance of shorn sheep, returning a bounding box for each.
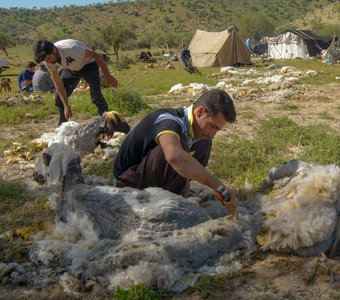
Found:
[33,111,130,184]
[32,111,130,155]
[31,143,340,293]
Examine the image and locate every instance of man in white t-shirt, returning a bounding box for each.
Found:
[33,39,118,125]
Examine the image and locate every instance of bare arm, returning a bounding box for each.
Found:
[50,69,72,120]
[159,133,223,189]
[159,133,237,213]
[84,49,118,88]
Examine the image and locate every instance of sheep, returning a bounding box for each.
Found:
[31,144,340,293]
[31,111,130,155]
[31,143,257,292]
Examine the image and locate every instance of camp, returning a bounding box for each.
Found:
[267,29,330,59]
[188,26,252,67]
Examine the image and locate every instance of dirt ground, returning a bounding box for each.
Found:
[0,83,339,299]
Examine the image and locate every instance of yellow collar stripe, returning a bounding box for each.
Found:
[187,105,194,139]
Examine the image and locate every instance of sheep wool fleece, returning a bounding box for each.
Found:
[114,105,212,197]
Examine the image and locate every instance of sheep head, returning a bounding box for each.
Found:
[33,143,80,185]
[102,111,130,139]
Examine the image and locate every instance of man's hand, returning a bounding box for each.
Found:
[215,186,237,215]
[64,105,73,120]
[84,50,119,88]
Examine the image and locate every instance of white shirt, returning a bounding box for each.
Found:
[45,39,94,72]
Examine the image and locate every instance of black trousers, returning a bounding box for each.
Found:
[116,139,212,197]
[56,61,108,125]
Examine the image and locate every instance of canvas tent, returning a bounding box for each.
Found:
[268,29,330,59]
[188,26,251,67]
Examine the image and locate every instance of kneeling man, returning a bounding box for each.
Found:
[114,89,237,214]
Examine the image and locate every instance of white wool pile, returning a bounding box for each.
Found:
[274,88,296,98]
[304,70,318,76]
[108,262,183,291]
[280,66,303,76]
[30,213,99,265]
[168,83,210,96]
[260,162,340,254]
[241,75,300,87]
[47,121,82,146]
[32,121,84,147]
[32,117,108,155]
[168,83,186,95]
[220,66,235,73]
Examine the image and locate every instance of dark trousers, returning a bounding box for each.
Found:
[116,139,212,197]
[56,61,108,125]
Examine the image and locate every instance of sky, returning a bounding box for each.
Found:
[0,0,112,9]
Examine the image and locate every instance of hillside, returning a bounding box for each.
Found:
[0,0,339,48]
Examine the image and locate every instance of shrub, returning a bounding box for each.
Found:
[104,88,148,116]
[113,284,161,300]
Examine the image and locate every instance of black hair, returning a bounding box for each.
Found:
[193,89,236,122]
[27,61,37,68]
[33,40,55,63]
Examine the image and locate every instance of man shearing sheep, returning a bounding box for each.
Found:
[114,89,237,214]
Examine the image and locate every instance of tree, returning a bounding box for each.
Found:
[137,33,154,49]
[79,29,108,52]
[239,12,277,42]
[0,32,15,56]
[99,24,136,62]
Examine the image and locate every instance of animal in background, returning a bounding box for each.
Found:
[0,78,11,92]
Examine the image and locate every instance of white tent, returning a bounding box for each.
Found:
[268,29,330,59]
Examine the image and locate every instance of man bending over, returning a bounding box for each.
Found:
[114,89,237,214]
[33,39,118,125]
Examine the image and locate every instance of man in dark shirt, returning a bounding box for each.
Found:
[18,61,36,92]
[114,89,237,214]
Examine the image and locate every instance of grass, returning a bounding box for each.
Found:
[191,274,230,298]
[84,161,114,182]
[113,284,162,300]
[0,179,52,232]
[318,111,334,120]
[114,62,217,95]
[240,110,256,119]
[0,179,53,262]
[0,87,148,125]
[279,102,299,111]
[210,117,340,187]
[0,95,57,125]
[254,279,274,292]
[311,94,331,102]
